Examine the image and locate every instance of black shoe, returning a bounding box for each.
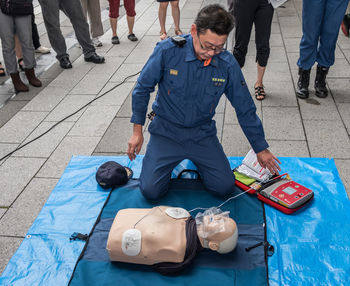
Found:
[111,36,120,44]
[315,65,329,98]
[84,52,105,64]
[296,68,310,99]
[127,33,138,42]
[59,57,72,69]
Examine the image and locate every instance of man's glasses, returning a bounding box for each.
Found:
[197,34,226,54]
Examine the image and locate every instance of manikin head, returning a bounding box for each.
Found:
[195,208,238,254]
[190,4,234,61]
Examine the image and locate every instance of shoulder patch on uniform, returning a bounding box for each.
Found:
[170,69,178,76]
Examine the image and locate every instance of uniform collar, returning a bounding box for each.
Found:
[185,35,218,67]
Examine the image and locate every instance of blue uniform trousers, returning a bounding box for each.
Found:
[298,0,349,69]
[139,117,236,200]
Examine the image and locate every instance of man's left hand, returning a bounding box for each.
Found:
[257,149,281,175]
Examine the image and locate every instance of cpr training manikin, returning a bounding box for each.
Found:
[106,207,238,275]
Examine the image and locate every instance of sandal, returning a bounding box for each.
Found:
[160,31,167,40]
[0,62,5,77]
[255,85,266,100]
[18,58,24,71]
[175,29,183,36]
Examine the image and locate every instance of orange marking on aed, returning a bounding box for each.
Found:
[168,89,170,95]
[203,58,212,67]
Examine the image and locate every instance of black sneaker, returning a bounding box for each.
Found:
[111,36,120,45]
[296,68,310,99]
[59,56,72,69]
[84,52,105,64]
[127,33,138,42]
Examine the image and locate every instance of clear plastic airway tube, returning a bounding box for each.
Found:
[189,173,288,213]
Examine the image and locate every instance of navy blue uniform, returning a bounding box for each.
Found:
[298,0,349,69]
[131,34,268,200]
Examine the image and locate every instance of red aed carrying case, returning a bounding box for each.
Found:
[234,174,314,214]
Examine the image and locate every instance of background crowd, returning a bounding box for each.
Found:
[0,0,349,98]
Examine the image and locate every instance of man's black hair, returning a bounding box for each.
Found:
[194,4,234,35]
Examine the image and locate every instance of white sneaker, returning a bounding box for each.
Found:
[35,46,51,54]
[92,37,103,47]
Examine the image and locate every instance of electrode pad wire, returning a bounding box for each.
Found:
[0,70,141,162]
[188,174,287,213]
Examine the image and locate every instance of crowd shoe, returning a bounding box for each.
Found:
[84,52,105,64]
[35,46,51,54]
[59,56,72,69]
[92,37,103,47]
[111,36,120,44]
[296,68,311,99]
[314,65,329,98]
[25,68,42,87]
[10,72,29,92]
[127,33,138,41]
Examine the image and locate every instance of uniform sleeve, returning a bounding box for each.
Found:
[131,44,164,125]
[224,63,269,153]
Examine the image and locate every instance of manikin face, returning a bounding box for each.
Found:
[190,24,228,61]
[197,215,238,254]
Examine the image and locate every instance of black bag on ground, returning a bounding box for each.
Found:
[0,0,33,16]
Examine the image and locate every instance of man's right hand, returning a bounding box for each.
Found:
[127,124,144,161]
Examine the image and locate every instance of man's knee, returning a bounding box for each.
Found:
[139,178,167,201]
[205,177,235,197]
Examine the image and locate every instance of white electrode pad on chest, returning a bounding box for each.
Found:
[165,207,190,219]
[122,229,142,256]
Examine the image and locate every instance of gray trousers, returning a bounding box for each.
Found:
[80,0,104,38]
[38,0,96,60]
[0,11,35,74]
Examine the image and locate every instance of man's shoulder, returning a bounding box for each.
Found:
[217,51,240,68]
[156,34,191,52]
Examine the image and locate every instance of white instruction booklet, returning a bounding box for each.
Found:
[236,149,272,182]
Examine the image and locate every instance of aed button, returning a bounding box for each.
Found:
[295,196,299,199]
[299,193,304,196]
[295,185,299,188]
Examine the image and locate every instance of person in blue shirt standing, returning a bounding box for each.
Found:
[127,4,281,200]
[296,0,349,99]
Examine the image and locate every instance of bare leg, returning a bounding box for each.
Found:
[110,17,118,37]
[126,15,134,34]
[255,63,266,100]
[170,1,180,33]
[158,2,168,35]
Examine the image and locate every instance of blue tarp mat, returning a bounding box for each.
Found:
[1,156,349,286]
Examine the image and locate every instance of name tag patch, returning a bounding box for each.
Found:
[170,69,178,76]
[212,77,226,86]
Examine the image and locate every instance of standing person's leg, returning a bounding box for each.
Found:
[32,14,50,54]
[253,0,274,100]
[31,14,40,50]
[314,0,349,98]
[108,0,120,44]
[80,0,104,45]
[59,0,96,58]
[232,0,257,68]
[0,11,29,91]
[296,0,326,99]
[170,1,181,35]
[124,0,138,41]
[15,14,42,87]
[158,1,169,40]
[38,0,68,60]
